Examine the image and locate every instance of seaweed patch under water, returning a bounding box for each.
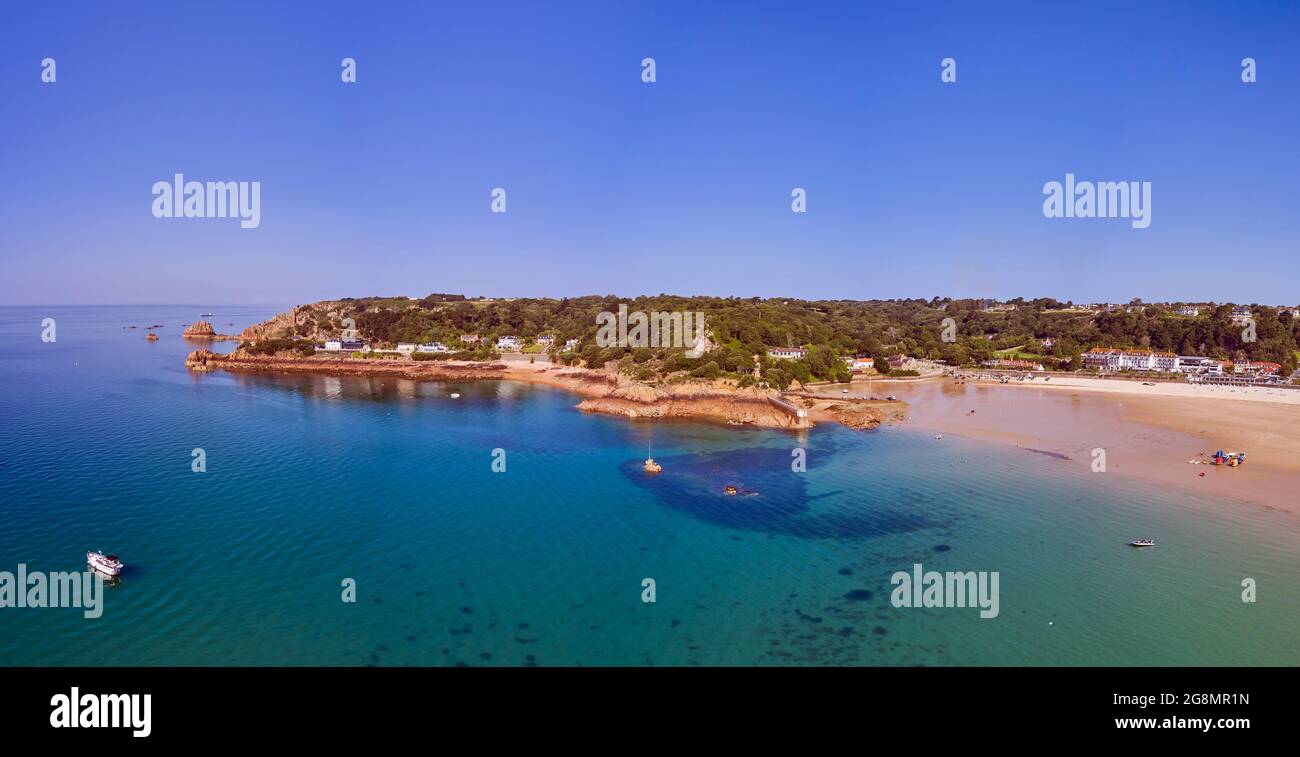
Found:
[622,440,936,539]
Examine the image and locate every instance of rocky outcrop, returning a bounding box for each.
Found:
[818,401,906,429]
[577,394,803,428]
[240,306,304,340]
[182,321,216,338]
[574,380,810,428]
[239,303,352,341]
[183,320,243,341]
[185,349,218,371]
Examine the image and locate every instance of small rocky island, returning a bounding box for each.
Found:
[182,321,242,341]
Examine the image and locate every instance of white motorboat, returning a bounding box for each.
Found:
[87,550,123,575]
[1128,539,1155,548]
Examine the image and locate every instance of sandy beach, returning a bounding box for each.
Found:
[876,375,1300,514]
[984,374,1300,405]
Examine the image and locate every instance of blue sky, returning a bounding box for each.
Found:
[1,1,1297,306]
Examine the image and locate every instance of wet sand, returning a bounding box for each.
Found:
[875,377,1300,514]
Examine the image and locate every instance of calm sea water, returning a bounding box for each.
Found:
[1,305,1297,666]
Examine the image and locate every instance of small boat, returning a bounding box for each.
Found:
[644,441,662,474]
[449,393,461,399]
[146,333,159,341]
[87,550,123,575]
[724,485,738,496]
[1128,539,1155,548]
[200,312,214,317]
[934,434,943,440]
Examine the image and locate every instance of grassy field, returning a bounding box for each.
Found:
[993,346,1043,361]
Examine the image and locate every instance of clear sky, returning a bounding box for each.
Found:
[2,1,1297,306]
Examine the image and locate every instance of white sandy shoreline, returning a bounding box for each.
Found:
[971,374,1300,406]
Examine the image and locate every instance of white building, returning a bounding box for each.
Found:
[1084,348,1176,372]
[1230,306,1253,324]
[768,347,807,360]
[1177,356,1225,375]
[1083,348,1119,371]
[535,335,555,346]
[563,338,580,352]
[417,342,448,353]
[1176,305,1200,317]
[1152,352,1178,371]
[396,343,417,354]
[496,336,520,351]
[1119,349,1154,370]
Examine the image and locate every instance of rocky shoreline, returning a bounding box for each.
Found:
[185,349,906,431]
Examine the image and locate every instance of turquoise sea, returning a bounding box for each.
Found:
[1,306,1297,666]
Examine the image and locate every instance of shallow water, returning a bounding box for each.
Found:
[1,306,1297,666]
